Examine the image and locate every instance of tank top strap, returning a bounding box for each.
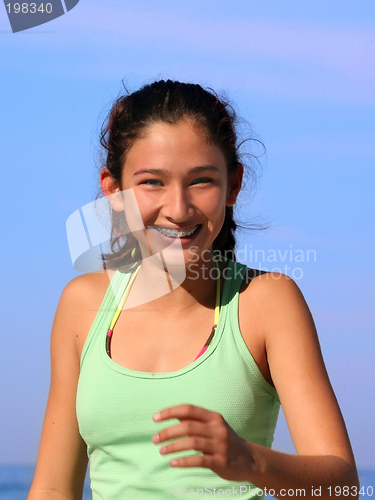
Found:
[221,259,248,310]
[80,270,132,369]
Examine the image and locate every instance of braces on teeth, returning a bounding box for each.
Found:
[155,225,199,238]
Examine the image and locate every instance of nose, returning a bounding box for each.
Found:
[162,183,194,223]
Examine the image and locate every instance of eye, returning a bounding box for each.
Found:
[142,179,162,186]
[191,177,213,185]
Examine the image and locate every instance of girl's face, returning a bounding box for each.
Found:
[106,119,241,267]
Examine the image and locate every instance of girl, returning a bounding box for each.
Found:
[27,80,359,500]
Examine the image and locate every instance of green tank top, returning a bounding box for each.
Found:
[76,259,280,499]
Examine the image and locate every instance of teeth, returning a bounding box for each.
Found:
[156,225,199,238]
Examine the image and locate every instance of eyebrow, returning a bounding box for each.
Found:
[133,165,221,177]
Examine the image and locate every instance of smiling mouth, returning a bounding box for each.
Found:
[153,225,200,238]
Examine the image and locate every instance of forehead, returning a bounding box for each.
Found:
[123,120,227,173]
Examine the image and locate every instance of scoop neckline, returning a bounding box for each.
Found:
[100,262,231,379]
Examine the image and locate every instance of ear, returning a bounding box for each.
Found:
[100,168,124,212]
[226,163,243,207]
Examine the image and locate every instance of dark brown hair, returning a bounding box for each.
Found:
[99,79,261,268]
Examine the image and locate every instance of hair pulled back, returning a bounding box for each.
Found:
[100,79,256,268]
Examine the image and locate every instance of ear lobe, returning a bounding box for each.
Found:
[100,168,124,212]
[226,163,243,207]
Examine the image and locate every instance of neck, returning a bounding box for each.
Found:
[125,253,223,313]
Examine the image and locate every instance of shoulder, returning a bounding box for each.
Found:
[53,271,111,358]
[237,269,307,385]
[239,266,298,291]
[61,270,110,301]
[240,269,308,321]
[229,259,304,311]
[59,272,110,310]
[240,269,322,375]
[241,269,315,343]
[56,271,110,325]
[226,261,304,323]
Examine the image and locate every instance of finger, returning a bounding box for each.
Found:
[159,436,216,456]
[153,404,217,423]
[169,454,218,469]
[152,421,214,444]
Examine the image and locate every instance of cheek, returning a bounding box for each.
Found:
[130,191,156,225]
[214,207,226,234]
[201,190,227,221]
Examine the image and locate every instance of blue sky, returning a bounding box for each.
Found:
[0,0,374,468]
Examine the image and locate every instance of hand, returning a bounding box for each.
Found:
[152,404,255,482]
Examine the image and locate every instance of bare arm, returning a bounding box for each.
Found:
[27,278,91,500]
[243,273,359,498]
